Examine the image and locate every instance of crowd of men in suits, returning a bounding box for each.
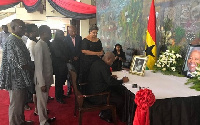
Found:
[0,19,82,125]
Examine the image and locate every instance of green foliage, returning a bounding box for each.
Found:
[168,46,181,53]
[163,17,173,33]
[174,26,185,44]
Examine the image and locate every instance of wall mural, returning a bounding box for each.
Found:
[96,0,200,55]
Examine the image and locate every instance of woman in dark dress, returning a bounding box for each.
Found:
[111,44,126,71]
[51,30,69,104]
[80,25,103,83]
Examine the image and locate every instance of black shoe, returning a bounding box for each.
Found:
[56,99,66,104]
[63,95,69,98]
[99,112,113,123]
[47,117,56,123]
[48,96,54,100]
[25,120,33,125]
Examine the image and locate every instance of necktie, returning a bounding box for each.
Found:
[72,37,75,47]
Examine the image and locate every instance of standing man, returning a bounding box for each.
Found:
[65,25,82,96]
[34,25,55,124]
[0,19,33,125]
[0,25,10,49]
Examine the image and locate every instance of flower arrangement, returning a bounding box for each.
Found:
[185,64,200,91]
[154,49,183,76]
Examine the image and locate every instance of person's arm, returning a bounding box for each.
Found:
[34,42,45,88]
[119,52,126,62]
[82,49,103,56]
[0,33,2,49]
[81,38,103,56]
[101,66,123,85]
[7,38,28,69]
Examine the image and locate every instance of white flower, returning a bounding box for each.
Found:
[171,67,176,71]
[172,55,176,59]
[197,71,200,76]
[162,68,166,71]
[157,64,161,67]
[196,66,200,71]
[176,54,181,58]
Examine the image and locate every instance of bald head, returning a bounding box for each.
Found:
[68,25,76,38]
[102,52,115,66]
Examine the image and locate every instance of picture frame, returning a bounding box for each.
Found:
[129,55,148,76]
[182,44,200,77]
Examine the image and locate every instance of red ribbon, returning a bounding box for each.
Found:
[133,88,155,125]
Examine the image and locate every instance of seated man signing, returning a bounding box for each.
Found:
[87,52,129,123]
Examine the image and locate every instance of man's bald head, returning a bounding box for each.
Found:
[102,52,115,66]
[68,25,76,38]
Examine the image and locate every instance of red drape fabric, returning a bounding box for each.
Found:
[0,0,96,15]
[51,0,96,14]
[23,0,38,6]
[0,0,21,5]
[133,88,155,125]
[0,0,38,6]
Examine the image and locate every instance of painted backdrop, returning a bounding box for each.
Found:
[96,0,200,54]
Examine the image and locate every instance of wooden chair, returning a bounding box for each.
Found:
[69,70,117,125]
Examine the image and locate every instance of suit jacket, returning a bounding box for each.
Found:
[64,34,82,61]
[34,39,53,87]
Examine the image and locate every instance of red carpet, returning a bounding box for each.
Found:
[0,86,126,125]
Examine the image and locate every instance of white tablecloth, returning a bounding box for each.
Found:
[112,70,200,99]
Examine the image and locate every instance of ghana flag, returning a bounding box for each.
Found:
[145,0,156,70]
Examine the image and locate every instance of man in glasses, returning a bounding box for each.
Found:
[0,19,34,125]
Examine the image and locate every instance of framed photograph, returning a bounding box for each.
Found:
[129,55,148,76]
[182,44,200,77]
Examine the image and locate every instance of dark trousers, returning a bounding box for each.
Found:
[55,73,66,100]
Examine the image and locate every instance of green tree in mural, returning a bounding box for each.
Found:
[118,0,145,49]
[174,26,185,45]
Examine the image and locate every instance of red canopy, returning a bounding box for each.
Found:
[0,0,96,19]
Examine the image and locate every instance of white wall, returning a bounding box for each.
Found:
[80,0,91,38]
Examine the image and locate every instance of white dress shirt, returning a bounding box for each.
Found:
[26,38,36,61]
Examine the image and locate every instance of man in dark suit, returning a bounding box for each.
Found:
[65,25,82,96]
[87,52,129,123]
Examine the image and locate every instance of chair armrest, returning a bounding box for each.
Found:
[78,82,88,86]
[78,92,110,105]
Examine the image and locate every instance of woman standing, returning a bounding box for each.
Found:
[80,25,103,83]
[51,30,69,104]
[112,44,126,71]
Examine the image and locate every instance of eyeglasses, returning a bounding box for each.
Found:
[91,31,98,35]
[17,25,26,29]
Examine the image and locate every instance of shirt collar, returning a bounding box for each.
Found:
[12,33,21,39]
[70,36,76,39]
